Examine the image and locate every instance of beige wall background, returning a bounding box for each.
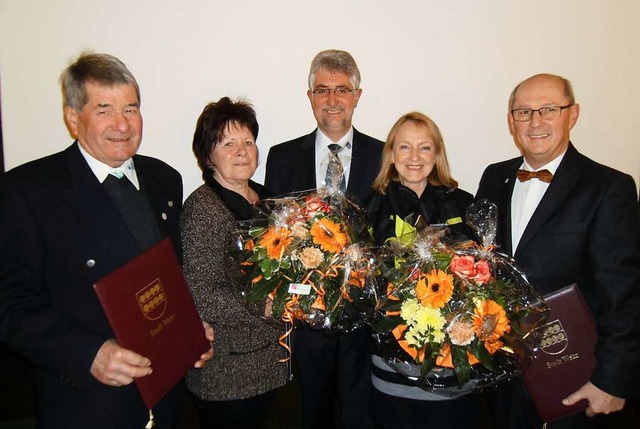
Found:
[1,0,638,197]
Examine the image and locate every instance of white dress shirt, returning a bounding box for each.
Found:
[78,144,140,190]
[314,127,354,189]
[511,153,565,253]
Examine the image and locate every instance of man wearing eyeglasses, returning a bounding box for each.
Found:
[265,49,382,205]
[476,73,640,428]
[265,49,382,428]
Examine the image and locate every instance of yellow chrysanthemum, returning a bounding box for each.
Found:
[310,218,348,253]
[400,298,446,346]
[400,298,421,322]
[413,306,446,339]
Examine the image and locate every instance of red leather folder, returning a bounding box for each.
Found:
[93,238,210,409]
[522,284,597,422]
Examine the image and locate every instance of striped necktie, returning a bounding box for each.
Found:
[325,143,346,192]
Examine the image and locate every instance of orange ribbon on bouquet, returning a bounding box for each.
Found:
[276,263,345,360]
[278,295,299,363]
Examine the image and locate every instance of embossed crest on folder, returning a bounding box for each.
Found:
[523,284,597,422]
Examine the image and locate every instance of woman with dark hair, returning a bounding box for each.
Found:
[181,97,287,428]
[366,112,480,429]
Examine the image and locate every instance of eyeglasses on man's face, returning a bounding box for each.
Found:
[312,86,354,97]
[511,104,573,122]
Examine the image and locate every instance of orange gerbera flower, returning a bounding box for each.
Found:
[435,342,480,368]
[259,227,292,259]
[310,218,348,253]
[473,299,510,343]
[416,269,454,308]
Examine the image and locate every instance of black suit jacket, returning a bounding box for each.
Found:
[476,143,640,398]
[265,128,383,203]
[0,143,183,428]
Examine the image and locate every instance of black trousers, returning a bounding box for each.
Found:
[487,380,637,429]
[294,326,373,429]
[191,390,276,429]
[370,388,482,429]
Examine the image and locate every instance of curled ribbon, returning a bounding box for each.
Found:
[278,294,299,363]
[276,263,345,360]
[305,264,342,312]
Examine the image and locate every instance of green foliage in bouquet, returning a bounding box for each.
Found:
[236,192,377,331]
[373,205,548,390]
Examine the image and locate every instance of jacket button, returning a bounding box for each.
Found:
[86,259,96,268]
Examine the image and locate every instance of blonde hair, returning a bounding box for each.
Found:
[372,112,458,194]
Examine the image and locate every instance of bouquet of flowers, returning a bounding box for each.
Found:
[372,200,548,395]
[235,189,378,333]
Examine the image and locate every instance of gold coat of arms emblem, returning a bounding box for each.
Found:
[136,279,168,320]
[538,319,568,355]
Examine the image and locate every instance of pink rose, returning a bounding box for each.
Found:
[450,255,477,278]
[302,197,331,218]
[472,259,491,284]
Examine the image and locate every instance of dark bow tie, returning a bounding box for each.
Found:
[516,169,554,183]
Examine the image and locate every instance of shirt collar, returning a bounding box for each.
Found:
[78,143,140,190]
[315,127,354,150]
[521,150,566,175]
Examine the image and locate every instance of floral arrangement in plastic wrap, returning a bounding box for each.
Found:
[235,187,378,336]
[372,199,549,396]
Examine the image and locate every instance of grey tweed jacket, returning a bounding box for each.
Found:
[180,184,288,401]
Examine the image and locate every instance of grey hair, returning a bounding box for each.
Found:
[60,52,140,110]
[308,49,361,90]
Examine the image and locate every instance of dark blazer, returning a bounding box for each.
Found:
[366,181,475,246]
[264,128,382,428]
[476,143,640,398]
[265,128,383,203]
[0,143,184,429]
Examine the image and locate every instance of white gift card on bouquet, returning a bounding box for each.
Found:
[288,283,312,295]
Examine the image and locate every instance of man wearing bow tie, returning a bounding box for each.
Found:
[0,52,213,428]
[476,73,640,428]
[265,49,382,428]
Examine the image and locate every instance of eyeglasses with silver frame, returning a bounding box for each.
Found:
[511,104,574,122]
[312,87,354,97]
